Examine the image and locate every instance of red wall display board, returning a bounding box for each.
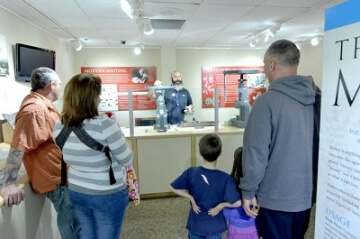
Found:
[81,66,157,111]
[201,66,267,108]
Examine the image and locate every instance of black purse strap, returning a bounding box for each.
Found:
[55,126,117,186]
[55,127,72,186]
[72,127,116,185]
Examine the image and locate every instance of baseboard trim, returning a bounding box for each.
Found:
[140,192,178,199]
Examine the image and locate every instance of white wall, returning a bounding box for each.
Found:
[0,6,76,239]
[0,7,77,116]
[298,42,324,88]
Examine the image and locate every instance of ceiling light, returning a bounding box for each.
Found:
[266,29,275,38]
[143,18,154,35]
[266,24,281,38]
[134,46,141,55]
[249,37,259,48]
[137,17,154,35]
[311,36,320,46]
[248,23,282,47]
[120,0,134,19]
[70,38,83,51]
[263,33,270,43]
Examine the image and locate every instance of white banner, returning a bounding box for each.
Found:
[315,1,360,238]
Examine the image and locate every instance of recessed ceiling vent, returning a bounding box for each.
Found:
[151,19,185,30]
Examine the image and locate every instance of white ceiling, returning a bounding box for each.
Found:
[0,0,347,49]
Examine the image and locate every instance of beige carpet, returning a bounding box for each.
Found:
[121,197,316,239]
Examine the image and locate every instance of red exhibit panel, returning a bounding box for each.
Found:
[201,66,267,108]
[81,66,157,111]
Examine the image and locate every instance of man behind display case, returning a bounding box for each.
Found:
[148,70,193,125]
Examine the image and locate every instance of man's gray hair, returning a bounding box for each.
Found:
[30,67,59,91]
[265,39,300,67]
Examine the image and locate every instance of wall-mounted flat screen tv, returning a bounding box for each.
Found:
[15,43,56,82]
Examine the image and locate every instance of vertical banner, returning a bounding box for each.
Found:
[315,1,360,238]
[81,66,157,111]
[201,66,267,108]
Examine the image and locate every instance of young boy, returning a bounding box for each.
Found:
[170,133,241,239]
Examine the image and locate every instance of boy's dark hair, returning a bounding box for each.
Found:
[231,147,243,194]
[199,133,221,162]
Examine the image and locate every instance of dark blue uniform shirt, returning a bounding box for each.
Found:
[164,88,192,124]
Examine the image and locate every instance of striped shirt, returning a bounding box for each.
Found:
[53,116,133,195]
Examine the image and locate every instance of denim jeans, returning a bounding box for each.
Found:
[45,186,81,239]
[257,207,311,239]
[68,188,129,239]
[188,231,223,239]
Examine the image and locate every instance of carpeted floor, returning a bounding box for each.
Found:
[121,197,316,239]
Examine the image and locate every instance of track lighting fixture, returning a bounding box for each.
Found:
[248,23,281,47]
[134,46,141,55]
[249,37,259,48]
[311,36,320,46]
[266,24,281,38]
[134,44,144,55]
[143,18,154,35]
[70,38,83,51]
[295,35,323,49]
[263,33,270,43]
[137,17,154,36]
[121,0,155,36]
[120,0,135,19]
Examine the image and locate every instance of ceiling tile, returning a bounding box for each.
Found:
[204,0,263,5]
[191,4,254,21]
[261,0,327,8]
[0,0,346,49]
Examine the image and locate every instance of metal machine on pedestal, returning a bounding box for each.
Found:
[224,70,261,128]
[146,85,174,132]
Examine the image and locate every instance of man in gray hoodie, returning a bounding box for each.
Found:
[240,39,320,239]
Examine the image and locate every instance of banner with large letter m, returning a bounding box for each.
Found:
[315,1,360,238]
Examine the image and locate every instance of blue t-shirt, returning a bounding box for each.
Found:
[171,166,240,236]
[164,88,192,124]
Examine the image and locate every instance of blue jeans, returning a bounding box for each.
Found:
[257,207,311,239]
[45,186,81,239]
[68,188,129,239]
[188,231,223,239]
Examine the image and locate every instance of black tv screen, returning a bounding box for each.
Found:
[15,43,56,82]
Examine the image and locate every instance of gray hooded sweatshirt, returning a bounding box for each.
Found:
[240,75,317,212]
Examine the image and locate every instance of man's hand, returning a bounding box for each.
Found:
[242,197,259,218]
[1,184,25,207]
[154,80,162,86]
